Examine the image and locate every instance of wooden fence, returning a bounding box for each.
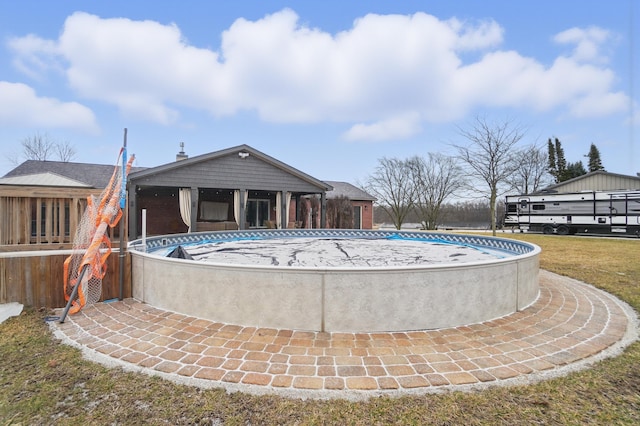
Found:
[0,249,131,309]
[0,185,102,247]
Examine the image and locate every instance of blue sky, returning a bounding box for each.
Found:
[0,0,638,185]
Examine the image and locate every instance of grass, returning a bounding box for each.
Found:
[1,234,639,425]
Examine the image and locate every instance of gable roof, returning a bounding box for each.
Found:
[0,172,91,187]
[3,159,147,188]
[324,181,376,201]
[128,144,332,191]
[539,170,640,193]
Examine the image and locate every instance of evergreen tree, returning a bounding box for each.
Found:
[565,161,587,180]
[554,138,568,181]
[587,143,605,172]
[547,138,558,182]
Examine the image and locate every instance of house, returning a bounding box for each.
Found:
[127,144,333,238]
[324,181,376,229]
[2,144,381,245]
[538,171,640,193]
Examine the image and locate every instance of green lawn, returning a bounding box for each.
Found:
[1,234,639,425]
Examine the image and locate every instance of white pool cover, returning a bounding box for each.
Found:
[184,237,501,267]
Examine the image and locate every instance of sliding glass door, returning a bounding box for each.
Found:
[246,199,270,228]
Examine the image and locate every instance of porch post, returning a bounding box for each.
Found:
[280,190,287,229]
[239,188,246,230]
[190,187,198,232]
[320,192,327,228]
[128,183,138,240]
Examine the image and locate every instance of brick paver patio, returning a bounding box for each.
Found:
[50,270,636,399]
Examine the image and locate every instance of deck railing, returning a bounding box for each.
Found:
[0,186,104,247]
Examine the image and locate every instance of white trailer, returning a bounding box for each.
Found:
[504,190,640,237]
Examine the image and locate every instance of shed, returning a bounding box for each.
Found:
[539,171,640,193]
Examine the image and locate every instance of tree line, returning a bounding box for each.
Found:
[547,138,604,183]
[364,116,607,235]
[374,201,502,230]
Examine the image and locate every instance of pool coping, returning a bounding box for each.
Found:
[49,270,638,401]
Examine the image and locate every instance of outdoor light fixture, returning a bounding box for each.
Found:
[238,152,250,159]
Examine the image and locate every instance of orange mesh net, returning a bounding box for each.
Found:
[63,149,135,315]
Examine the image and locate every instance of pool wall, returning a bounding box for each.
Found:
[129,230,540,332]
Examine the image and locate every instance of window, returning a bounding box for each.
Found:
[199,201,229,221]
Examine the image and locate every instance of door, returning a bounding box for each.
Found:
[609,194,628,226]
[246,199,270,228]
[517,197,531,223]
[353,206,362,229]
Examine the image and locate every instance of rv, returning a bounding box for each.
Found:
[504,190,640,236]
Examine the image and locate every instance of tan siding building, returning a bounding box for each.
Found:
[539,171,640,193]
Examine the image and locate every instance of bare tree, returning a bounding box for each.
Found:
[55,140,77,162]
[453,116,525,235]
[409,153,465,230]
[21,132,55,161]
[510,143,552,195]
[6,132,77,165]
[326,196,354,229]
[365,157,415,230]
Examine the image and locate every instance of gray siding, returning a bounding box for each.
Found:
[130,153,323,192]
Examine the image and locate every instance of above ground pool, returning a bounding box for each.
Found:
[129,230,540,332]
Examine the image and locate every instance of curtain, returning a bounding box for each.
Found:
[179,188,191,232]
[285,192,292,227]
[244,190,249,228]
[233,190,240,226]
[276,192,282,229]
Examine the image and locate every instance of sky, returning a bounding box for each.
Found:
[0,0,638,185]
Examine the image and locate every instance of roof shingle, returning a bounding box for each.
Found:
[3,160,147,188]
[324,181,376,201]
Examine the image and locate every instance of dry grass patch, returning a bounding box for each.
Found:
[1,234,639,424]
[504,233,640,308]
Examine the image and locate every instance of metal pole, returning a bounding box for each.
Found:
[118,232,125,300]
[141,209,147,252]
[119,128,127,300]
[59,265,89,324]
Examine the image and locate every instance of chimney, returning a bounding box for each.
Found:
[176,142,188,161]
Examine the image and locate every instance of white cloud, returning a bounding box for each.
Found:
[452,53,627,117]
[568,91,629,118]
[56,13,222,124]
[0,81,98,132]
[447,17,504,50]
[553,26,613,63]
[7,34,62,80]
[343,113,422,142]
[6,10,630,141]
